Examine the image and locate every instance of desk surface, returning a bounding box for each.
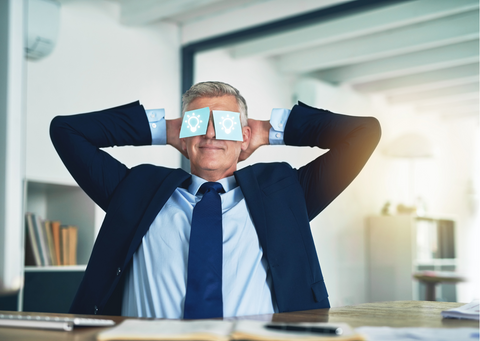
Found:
[1,301,478,340]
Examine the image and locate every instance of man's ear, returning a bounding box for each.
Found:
[240,126,252,151]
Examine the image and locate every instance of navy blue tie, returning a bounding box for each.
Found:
[184,182,224,319]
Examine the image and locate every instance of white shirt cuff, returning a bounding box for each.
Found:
[145,109,166,145]
[269,108,290,145]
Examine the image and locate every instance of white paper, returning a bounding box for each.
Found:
[97,319,234,340]
[441,299,480,320]
[356,327,479,341]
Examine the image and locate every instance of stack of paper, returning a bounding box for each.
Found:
[356,327,479,341]
[441,299,479,320]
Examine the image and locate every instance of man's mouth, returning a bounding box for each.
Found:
[199,144,223,151]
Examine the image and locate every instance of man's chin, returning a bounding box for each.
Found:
[190,162,237,180]
[196,163,222,172]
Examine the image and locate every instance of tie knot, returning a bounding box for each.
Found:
[199,182,225,195]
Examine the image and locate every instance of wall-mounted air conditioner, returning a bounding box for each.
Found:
[26,0,60,60]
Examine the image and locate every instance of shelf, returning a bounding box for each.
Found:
[20,180,96,312]
[25,175,78,187]
[24,265,87,272]
[23,270,85,313]
[25,180,97,267]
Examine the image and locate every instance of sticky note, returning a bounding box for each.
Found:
[179,107,210,138]
[213,111,243,141]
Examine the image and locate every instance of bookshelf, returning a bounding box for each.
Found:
[25,179,101,266]
[20,179,104,312]
[366,215,457,303]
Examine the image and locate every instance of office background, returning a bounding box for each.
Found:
[1,0,479,311]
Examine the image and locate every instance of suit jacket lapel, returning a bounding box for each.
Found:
[123,168,191,268]
[234,166,268,255]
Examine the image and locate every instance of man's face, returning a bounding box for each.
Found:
[181,95,251,181]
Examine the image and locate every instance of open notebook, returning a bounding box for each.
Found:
[97,319,365,341]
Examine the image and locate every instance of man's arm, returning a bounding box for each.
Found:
[231,102,380,221]
[50,102,152,211]
[287,102,381,221]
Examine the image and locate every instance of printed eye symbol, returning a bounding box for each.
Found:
[185,113,202,132]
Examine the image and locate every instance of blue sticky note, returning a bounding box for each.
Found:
[179,107,210,138]
[213,111,243,141]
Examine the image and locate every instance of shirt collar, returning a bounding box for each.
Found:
[188,174,237,196]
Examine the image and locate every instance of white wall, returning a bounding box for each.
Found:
[195,50,479,305]
[26,0,182,184]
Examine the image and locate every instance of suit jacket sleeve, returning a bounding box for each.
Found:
[49,101,152,211]
[284,101,381,221]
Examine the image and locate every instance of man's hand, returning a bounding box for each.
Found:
[239,119,271,162]
[166,118,189,159]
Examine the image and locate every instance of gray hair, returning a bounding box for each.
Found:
[182,81,248,127]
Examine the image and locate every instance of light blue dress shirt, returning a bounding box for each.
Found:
[121,108,290,318]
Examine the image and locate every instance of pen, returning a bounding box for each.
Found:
[265,324,343,335]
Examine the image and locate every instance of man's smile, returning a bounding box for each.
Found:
[198,143,224,151]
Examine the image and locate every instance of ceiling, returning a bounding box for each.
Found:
[116,0,479,120]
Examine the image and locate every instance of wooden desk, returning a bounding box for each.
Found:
[0,301,478,340]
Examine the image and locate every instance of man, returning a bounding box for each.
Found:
[50,81,381,318]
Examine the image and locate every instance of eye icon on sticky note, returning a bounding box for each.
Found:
[179,107,243,141]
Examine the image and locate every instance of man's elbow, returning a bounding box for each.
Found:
[366,116,382,147]
[49,115,70,147]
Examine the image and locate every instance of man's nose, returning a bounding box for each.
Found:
[205,117,216,139]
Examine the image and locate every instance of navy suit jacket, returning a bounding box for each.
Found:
[50,101,381,316]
